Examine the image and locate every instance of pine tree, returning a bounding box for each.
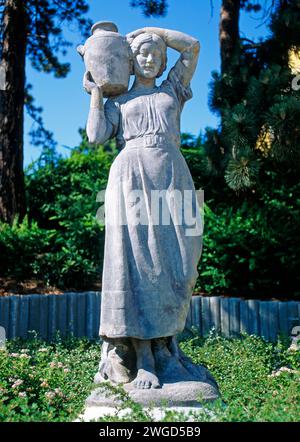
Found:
[131,0,282,193]
[130,0,168,16]
[209,0,300,192]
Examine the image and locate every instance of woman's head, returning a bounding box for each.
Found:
[129,33,167,78]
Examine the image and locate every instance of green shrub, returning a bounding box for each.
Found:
[6,135,118,288]
[0,337,99,422]
[0,334,299,422]
[26,133,116,231]
[0,216,102,288]
[179,333,300,422]
[0,217,55,280]
[0,132,298,297]
[196,179,300,298]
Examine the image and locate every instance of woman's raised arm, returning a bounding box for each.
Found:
[127,27,200,86]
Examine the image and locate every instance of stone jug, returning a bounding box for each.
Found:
[77,21,130,97]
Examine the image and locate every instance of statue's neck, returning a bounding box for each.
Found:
[131,76,156,92]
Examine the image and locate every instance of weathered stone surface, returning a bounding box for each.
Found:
[77,21,130,97]
[81,22,219,398]
[86,380,219,408]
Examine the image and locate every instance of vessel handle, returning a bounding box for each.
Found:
[77,45,85,57]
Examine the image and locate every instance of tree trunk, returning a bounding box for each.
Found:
[0,0,27,223]
[219,0,241,74]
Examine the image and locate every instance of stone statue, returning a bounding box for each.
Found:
[81,22,219,404]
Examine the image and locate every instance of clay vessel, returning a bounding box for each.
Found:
[77,21,130,97]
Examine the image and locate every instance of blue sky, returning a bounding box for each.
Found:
[24,0,271,165]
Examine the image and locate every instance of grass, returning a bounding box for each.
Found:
[0,331,299,422]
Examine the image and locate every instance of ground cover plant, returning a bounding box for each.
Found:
[0,333,299,422]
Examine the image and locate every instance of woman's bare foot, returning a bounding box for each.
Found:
[133,368,160,389]
[131,338,161,389]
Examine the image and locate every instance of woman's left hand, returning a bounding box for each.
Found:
[126,28,146,45]
[127,27,167,44]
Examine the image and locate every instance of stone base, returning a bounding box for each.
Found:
[86,379,219,408]
[80,380,219,422]
[88,337,220,418]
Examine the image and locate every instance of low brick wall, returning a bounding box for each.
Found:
[0,292,299,342]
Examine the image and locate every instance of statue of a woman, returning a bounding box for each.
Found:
[84,27,217,392]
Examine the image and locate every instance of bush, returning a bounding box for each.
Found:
[0,132,298,297]
[0,334,299,422]
[0,135,117,289]
[0,216,102,288]
[180,332,300,422]
[196,179,300,298]
[0,217,55,280]
[0,337,99,422]
[26,133,116,231]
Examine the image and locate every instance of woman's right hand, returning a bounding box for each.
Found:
[83,71,100,95]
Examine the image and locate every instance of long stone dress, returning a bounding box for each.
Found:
[99,62,203,340]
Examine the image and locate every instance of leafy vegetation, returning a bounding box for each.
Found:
[206,0,300,193]
[196,182,300,297]
[0,133,298,298]
[0,336,99,422]
[0,2,299,298]
[0,333,299,422]
[0,135,116,289]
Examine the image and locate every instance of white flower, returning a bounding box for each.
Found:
[45,391,55,399]
[12,379,24,388]
[54,388,64,397]
[269,366,299,377]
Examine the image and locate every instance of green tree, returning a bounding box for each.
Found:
[130,0,168,16]
[208,0,300,191]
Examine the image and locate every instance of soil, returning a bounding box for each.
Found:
[0,277,102,297]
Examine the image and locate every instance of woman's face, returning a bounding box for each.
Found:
[134,41,162,79]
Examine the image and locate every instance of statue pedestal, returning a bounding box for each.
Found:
[77,379,219,422]
[79,356,220,422]
[87,380,219,408]
[86,345,220,418]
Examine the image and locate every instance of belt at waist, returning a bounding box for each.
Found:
[125,135,176,149]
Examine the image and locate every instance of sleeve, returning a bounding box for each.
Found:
[102,98,125,149]
[104,98,120,139]
[166,58,193,109]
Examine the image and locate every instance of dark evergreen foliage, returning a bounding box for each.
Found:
[209,0,300,191]
[130,0,168,17]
